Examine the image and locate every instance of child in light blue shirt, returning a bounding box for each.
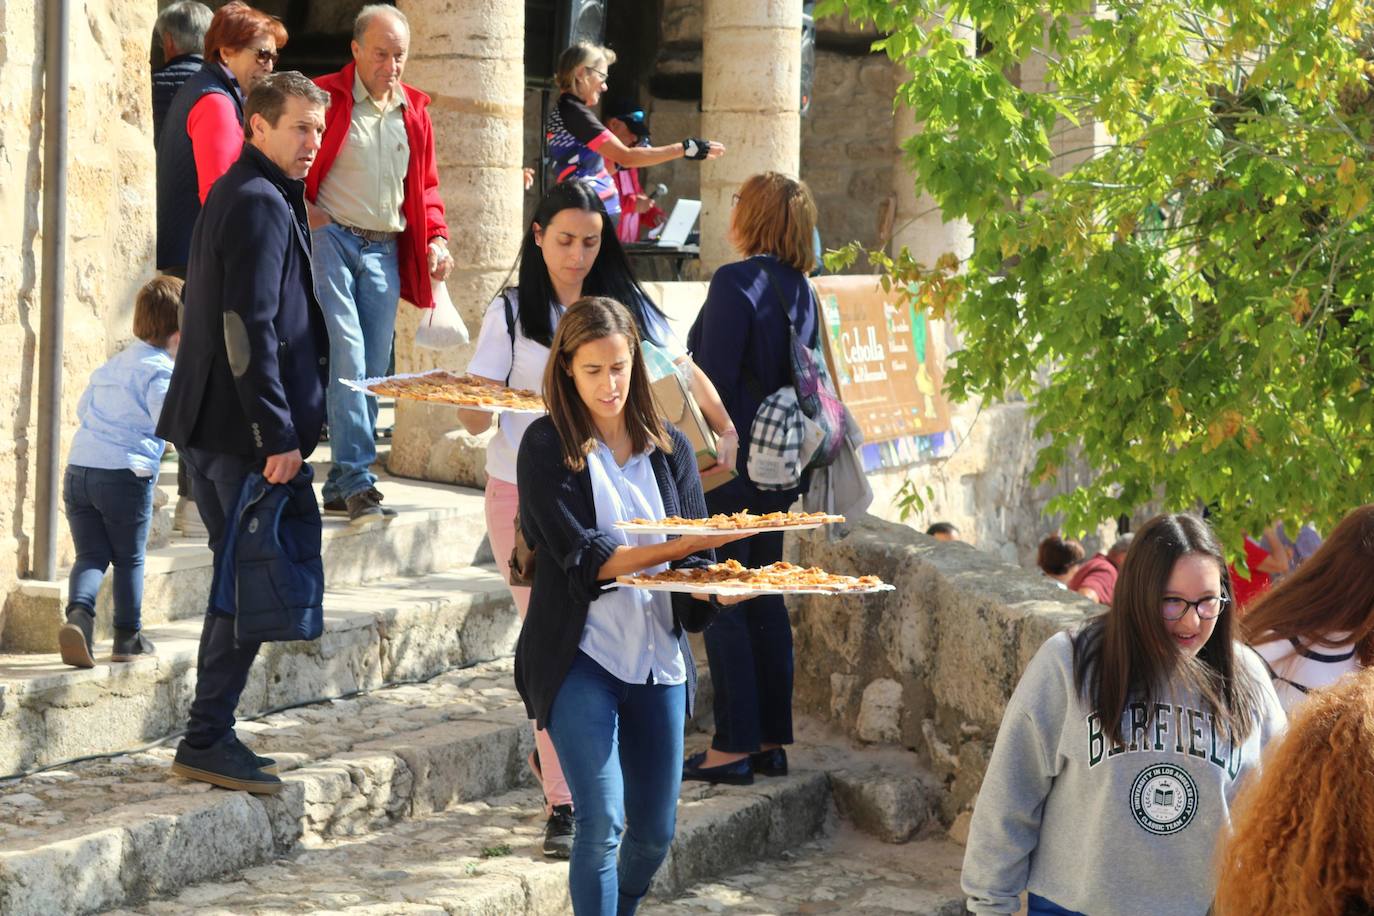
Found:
[58,276,181,668]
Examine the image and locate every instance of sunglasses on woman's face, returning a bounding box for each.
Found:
[250,47,279,65]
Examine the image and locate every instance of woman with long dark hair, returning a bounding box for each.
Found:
[961,513,1285,916]
[1243,504,1374,712]
[1214,669,1374,916]
[514,297,744,915]
[459,180,733,856]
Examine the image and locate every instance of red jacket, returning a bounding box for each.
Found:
[307,63,448,310]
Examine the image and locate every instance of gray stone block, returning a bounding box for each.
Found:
[831,765,939,843]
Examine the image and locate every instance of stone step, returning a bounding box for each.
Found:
[0,566,519,777]
[0,659,535,916]
[105,773,832,916]
[3,473,494,652]
[642,824,968,916]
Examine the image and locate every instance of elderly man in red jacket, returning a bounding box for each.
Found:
[305,3,452,525]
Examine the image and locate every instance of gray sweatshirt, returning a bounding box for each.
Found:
[961,630,1287,916]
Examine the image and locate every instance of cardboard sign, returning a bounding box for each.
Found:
[812,275,951,448]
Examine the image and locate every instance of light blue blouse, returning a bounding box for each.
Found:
[579,440,686,686]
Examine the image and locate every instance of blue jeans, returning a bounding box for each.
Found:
[546,651,686,916]
[63,465,156,630]
[312,222,400,502]
[1027,894,1086,915]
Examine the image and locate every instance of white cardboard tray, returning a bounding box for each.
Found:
[607,577,893,597]
[613,516,845,536]
[341,370,545,415]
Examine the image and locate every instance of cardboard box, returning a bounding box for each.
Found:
[652,371,736,493]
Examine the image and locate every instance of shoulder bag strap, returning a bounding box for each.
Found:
[742,258,800,402]
[501,291,516,386]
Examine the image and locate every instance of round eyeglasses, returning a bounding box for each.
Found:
[1161,595,1229,621]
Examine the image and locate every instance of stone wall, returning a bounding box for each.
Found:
[0,0,158,623]
[789,514,1096,820]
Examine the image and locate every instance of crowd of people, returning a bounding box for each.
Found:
[50,3,1374,914]
[967,509,1374,914]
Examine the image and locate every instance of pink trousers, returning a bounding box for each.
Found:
[485,476,572,811]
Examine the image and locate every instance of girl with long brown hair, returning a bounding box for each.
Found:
[1214,669,1374,915]
[1243,504,1374,712]
[513,297,745,915]
[961,513,1285,916]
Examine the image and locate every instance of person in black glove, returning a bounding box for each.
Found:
[546,41,724,227]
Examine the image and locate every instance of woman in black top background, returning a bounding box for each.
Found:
[544,42,725,225]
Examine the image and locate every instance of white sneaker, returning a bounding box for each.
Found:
[174,497,209,539]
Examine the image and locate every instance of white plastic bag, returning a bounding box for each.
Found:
[414,278,470,350]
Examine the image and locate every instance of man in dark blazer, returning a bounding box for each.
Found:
[157,70,330,795]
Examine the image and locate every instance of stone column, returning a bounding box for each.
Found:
[388,0,525,486]
[698,0,801,273]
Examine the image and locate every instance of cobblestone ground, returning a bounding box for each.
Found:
[641,829,966,916]
[109,786,564,915]
[106,791,964,916]
[0,659,520,850]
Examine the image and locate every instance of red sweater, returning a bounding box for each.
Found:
[306,63,448,310]
[1068,554,1118,606]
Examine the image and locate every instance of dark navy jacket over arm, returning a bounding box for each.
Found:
[157,143,330,460]
[514,417,718,729]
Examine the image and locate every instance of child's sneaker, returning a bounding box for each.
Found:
[58,606,96,669]
[111,628,156,662]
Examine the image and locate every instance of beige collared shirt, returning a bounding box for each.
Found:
[316,72,409,233]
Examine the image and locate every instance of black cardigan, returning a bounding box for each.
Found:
[514,417,718,729]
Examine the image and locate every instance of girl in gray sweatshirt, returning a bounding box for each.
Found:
[961,514,1287,916]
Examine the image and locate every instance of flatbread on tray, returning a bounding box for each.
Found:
[612,559,892,597]
[615,511,845,536]
[342,369,544,414]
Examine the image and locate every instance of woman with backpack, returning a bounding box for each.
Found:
[682,172,822,785]
[457,180,733,856]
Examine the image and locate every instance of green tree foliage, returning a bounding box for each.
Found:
[822,0,1374,550]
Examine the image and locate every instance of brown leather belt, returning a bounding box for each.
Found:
[337,222,398,243]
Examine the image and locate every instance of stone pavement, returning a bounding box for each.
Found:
[641,829,966,915]
[101,793,963,916]
[105,785,960,916]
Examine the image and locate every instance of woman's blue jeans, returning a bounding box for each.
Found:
[1028,894,1086,915]
[546,651,686,916]
[63,465,156,630]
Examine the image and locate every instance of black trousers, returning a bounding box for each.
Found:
[702,478,798,753]
[180,447,262,748]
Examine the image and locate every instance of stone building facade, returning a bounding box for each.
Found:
[0,0,159,619]
[0,0,1108,639]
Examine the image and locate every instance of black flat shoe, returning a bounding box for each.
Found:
[682,751,754,786]
[750,747,788,777]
